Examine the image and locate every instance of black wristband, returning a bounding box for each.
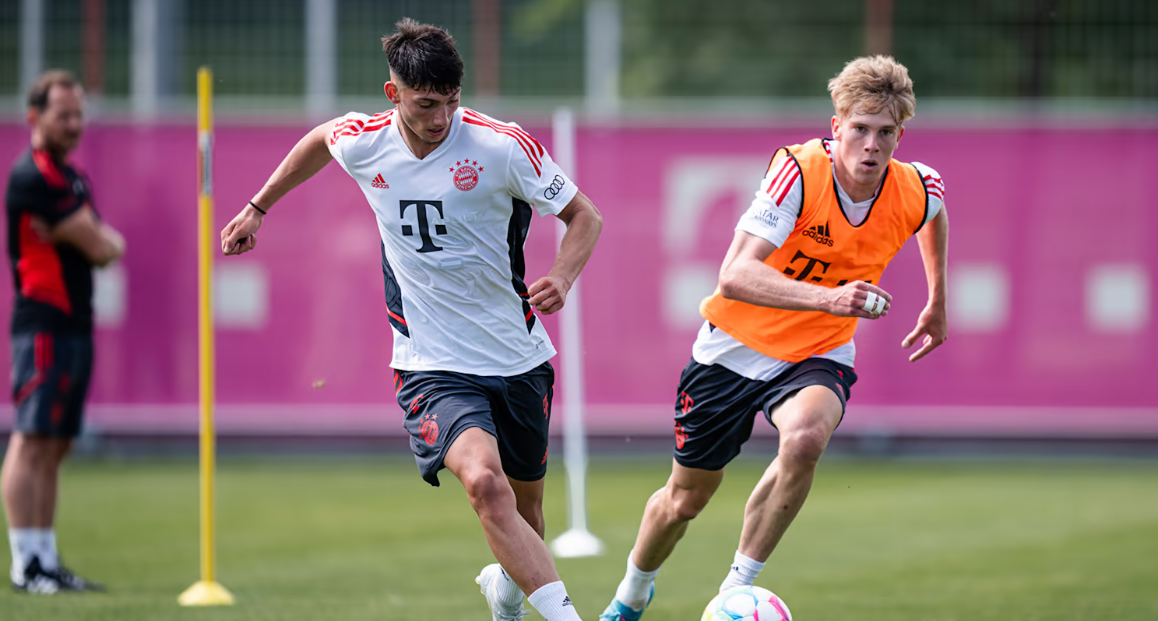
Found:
[248,200,267,215]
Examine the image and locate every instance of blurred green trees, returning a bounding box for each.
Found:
[1,0,1153,100]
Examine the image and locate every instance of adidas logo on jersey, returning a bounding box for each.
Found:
[803,221,834,246]
[371,174,389,189]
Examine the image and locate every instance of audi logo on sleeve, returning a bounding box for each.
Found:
[543,175,566,200]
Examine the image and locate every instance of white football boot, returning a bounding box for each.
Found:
[476,563,528,621]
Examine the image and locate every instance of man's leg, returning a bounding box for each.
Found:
[446,428,580,620]
[2,434,40,528]
[4,333,95,592]
[4,434,43,576]
[600,461,725,617]
[719,385,842,592]
[35,438,70,523]
[632,461,724,572]
[31,438,70,571]
[598,462,723,618]
[603,357,762,620]
[474,477,546,616]
[508,477,545,539]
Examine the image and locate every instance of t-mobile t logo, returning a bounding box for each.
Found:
[399,200,447,253]
[782,249,831,282]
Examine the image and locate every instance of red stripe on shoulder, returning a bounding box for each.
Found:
[464,109,544,157]
[765,158,797,194]
[774,170,800,206]
[768,160,800,200]
[334,119,364,133]
[330,111,393,145]
[462,115,542,177]
[32,151,67,189]
[463,110,545,160]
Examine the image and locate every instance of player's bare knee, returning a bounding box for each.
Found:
[462,467,514,515]
[778,426,829,471]
[668,485,712,523]
[8,435,52,469]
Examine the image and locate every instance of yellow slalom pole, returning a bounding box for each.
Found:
[179,66,235,607]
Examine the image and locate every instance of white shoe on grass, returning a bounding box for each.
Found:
[476,563,528,621]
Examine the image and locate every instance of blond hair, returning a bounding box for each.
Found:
[827,55,915,125]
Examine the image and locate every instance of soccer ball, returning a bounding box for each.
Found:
[701,585,792,621]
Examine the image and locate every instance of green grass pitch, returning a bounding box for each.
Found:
[1,454,1156,620]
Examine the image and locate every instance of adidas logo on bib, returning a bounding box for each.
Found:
[803,221,833,246]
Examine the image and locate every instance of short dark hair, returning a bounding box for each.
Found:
[381,18,464,96]
[27,70,81,112]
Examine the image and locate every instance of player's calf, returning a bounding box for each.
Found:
[509,478,547,538]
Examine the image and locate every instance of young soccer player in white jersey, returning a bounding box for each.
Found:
[598,56,948,620]
[220,19,602,621]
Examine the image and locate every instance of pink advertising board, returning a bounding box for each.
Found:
[0,119,1154,437]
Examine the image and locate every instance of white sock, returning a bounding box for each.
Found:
[8,528,38,575]
[719,551,765,593]
[35,529,58,571]
[493,566,525,608]
[614,551,659,611]
[528,581,582,621]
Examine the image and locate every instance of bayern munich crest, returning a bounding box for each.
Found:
[419,412,439,446]
[451,159,483,191]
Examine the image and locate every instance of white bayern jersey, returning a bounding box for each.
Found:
[327,106,579,376]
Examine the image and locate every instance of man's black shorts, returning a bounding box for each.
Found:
[672,356,857,471]
[11,332,94,439]
[394,361,554,487]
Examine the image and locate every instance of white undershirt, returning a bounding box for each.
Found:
[692,145,944,381]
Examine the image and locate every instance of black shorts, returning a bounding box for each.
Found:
[673,357,856,471]
[394,361,554,487]
[10,332,94,439]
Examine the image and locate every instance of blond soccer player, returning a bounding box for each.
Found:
[599,55,948,620]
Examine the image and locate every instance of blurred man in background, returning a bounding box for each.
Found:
[220,18,602,621]
[600,56,949,620]
[2,70,124,594]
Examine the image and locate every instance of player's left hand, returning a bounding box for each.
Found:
[901,301,947,362]
[528,275,570,315]
[221,204,263,255]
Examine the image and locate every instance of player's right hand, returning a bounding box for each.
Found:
[826,280,892,319]
[221,205,263,255]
